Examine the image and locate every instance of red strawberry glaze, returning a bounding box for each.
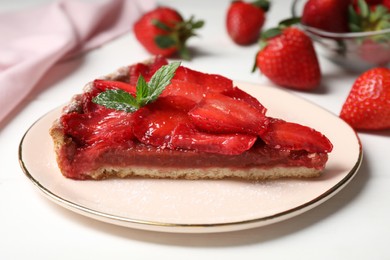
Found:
[56,137,329,180]
[132,96,196,148]
[171,123,258,155]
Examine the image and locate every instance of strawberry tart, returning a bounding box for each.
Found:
[50,56,333,180]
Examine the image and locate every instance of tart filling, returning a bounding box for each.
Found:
[50,56,333,180]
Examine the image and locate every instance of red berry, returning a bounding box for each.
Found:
[132,96,195,148]
[384,0,390,9]
[128,56,168,85]
[133,7,203,60]
[173,66,233,92]
[62,109,135,147]
[301,0,350,33]
[259,118,333,153]
[226,0,268,45]
[223,87,267,114]
[162,66,234,103]
[340,67,390,130]
[188,92,269,136]
[256,27,321,90]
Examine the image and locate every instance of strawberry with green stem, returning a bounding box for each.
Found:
[254,19,321,90]
[133,7,204,60]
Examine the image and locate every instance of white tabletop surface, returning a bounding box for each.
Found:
[1,0,389,259]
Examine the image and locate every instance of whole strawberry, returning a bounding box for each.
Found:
[133,7,204,60]
[255,25,321,90]
[226,0,270,45]
[301,0,350,33]
[384,0,390,9]
[340,67,390,130]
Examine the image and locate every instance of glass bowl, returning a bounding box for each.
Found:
[292,0,390,72]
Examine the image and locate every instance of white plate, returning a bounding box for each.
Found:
[19,81,362,233]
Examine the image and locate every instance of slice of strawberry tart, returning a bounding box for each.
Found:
[50,56,333,180]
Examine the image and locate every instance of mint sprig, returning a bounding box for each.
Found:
[92,61,181,112]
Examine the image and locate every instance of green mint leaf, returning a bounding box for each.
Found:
[92,61,181,113]
[92,89,139,113]
[136,75,149,106]
[147,61,181,102]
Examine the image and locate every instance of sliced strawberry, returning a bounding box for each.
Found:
[155,94,197,111]
[161,66,234,102]
[132,96,195,148]
[161,80,209,103]
[171,123,257,155]
[222,87,267,114]
[61,109,135,147]
[93,79,136,95]
[188,92,269,135]
[173,66,233,92]
[128,56,168,85]
[259,119,333,153]
[81,91,104,114]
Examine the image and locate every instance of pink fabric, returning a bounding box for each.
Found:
[0,0,155,125]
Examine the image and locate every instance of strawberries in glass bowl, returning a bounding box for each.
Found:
[292,0,390,72]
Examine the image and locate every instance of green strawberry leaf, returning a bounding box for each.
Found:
[261,28,282,40]
[253,0,270,12]
[155,35,176,48]
[357,0,369,19]
[93,61,181,112]
[251,51,260,73]
[151,19,173,32]
[348,5,360,28]
[278,17,301,28]
[192,20,205,29]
